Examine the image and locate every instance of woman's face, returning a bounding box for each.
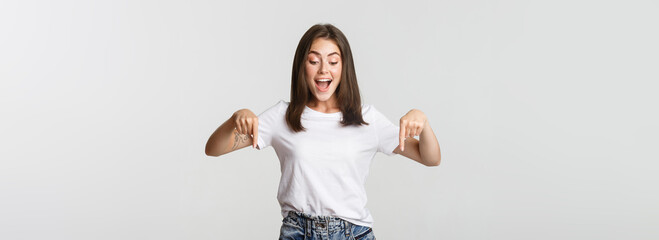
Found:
[305,38,342,103]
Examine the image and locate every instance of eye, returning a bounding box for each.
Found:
[309,61,319,65]
[329,62,338,65]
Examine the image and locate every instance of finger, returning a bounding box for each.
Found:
[416,126,423,136]
[245,120,253,136]
[245,118,252,133]
[237,119,243,134]
[241,119,248,134]
[399,126,406,152]
[252,119,259,148]
[234,118,241,134]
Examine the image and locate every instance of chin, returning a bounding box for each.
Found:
[313,95,330,102]
[313,91,335,102]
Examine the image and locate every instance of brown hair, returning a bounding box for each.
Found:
[286,23,368,132]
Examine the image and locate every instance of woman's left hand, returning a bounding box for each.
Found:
[399,109,428,151]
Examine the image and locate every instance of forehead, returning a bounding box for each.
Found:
[308,38,341,56]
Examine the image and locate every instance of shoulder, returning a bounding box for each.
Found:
[360,103,380,121]
[272,99,290,113]
[276,100,290,111]
[259,100,289,117]
[361,103,394,123]
[361,103,374,113]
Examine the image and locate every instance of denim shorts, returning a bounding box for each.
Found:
[279,211,376,240]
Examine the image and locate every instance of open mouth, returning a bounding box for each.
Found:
[314,79,332,92]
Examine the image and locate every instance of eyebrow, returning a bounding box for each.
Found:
[309,50,340,57]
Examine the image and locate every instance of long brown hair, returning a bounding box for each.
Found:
[286,23,368,132]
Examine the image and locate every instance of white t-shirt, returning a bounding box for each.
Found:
[256,100,400,227]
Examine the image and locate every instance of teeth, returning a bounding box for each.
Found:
[316,79,332,82]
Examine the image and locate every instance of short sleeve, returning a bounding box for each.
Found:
[369,106,400,156]
[256,100,285,150]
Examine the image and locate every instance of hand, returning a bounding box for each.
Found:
[232,109,259,148]
[399,109,427,152]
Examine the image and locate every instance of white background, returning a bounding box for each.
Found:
[1,0,658,239]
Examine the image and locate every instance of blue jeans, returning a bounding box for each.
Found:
[279,211,376,240]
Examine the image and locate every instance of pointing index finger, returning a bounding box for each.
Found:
[252,118,259,149]
[399,126,405,152]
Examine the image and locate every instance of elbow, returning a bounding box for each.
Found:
[425,155,441,167]
[431,151,442,166]
[205,139,228,157]
[426,159,440,167]
[420,147,441,167]
[205,146,221,157]
[205,150,219,157]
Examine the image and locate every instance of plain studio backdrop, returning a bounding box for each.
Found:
[1,0,658,239]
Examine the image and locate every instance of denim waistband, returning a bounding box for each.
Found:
[287,211,346,223]
[285,211,353,237]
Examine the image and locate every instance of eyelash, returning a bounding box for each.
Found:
[309,61,339,65]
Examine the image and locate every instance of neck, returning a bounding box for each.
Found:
[307,98,340,113]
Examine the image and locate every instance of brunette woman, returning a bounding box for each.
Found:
[205,23,441,240]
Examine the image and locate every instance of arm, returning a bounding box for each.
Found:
[205,109,258,157]
[394,109,441,166]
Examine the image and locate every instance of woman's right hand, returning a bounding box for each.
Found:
[232,109,259,148]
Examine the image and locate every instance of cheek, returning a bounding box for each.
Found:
[331,65,342,77]
[305,64,315,78]
[331,66,342,85]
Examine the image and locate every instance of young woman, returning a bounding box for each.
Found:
[205,24,441,240]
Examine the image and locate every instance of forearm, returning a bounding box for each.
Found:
[205,117,240,157]
[418,122,441,166]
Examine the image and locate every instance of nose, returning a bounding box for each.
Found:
[318,61,329,74]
